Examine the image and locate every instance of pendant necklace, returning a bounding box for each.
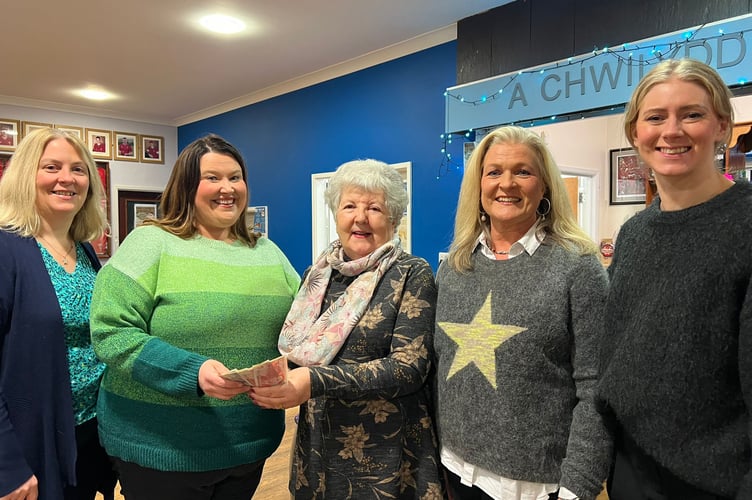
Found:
[38,235,75,266]
[493,249,509,255]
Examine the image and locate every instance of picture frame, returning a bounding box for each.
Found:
[140,135,164,164]
[0,153,11,180]
[85,128,112,160]
[114,131,139,161]
[0,119,20,151]
[92,163,111,258]
[247,206,268,237]
[117,189,162,244]
[22,121,52,138]
[54,124,84,139]
[609,148,647,205]
[463,141,476,169]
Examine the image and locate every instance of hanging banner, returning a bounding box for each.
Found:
[445,13,752,133]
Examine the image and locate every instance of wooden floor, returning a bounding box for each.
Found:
[97,409,297,500]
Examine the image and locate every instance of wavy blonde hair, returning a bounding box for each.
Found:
[0,127,107,241]
[446,126,597,272]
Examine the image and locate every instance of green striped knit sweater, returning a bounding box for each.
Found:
[90,225,299,472]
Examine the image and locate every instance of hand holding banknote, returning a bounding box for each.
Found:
[249,366,312,411]
[220,355,288,387]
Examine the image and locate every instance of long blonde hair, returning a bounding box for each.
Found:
[0,127,107,241]
[446,126,597,272]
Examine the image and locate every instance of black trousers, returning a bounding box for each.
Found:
[608,431,732,500]
[63,418,118,500]
[113,457,265,500]
[444,468,559,500]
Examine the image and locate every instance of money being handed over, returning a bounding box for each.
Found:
[221,355,288,387]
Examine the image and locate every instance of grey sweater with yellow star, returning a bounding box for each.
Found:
[434,243,610,500]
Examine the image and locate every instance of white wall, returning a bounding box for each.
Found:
[0,104,175,254]
[531,93,752,242]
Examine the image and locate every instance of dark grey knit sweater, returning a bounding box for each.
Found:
[435,242,610,500]
[597,181,752,498]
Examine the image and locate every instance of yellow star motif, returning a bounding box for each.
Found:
[438,291,526,389]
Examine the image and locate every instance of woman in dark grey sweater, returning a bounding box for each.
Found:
[435,125,610,500]
[597,59,751,500]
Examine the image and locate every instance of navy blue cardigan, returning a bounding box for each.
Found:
[0,231,101,499]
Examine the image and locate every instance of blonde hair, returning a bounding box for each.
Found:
[446,126,597,272]
[0,127,107,241]
[623,58,734,148]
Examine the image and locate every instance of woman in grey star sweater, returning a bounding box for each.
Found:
[435,125,610,500]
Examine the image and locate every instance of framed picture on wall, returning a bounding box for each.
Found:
[85,128,113,159]
[55,124,84,139]
[114,131,138,161]
[0,119,20,151]
[22,121,52,138]
[117,189,162,244]
[609,148,647,205]
[92,163,111,257]
[0,153,10,180]
[140,135,164,164]
[247,206,268,237]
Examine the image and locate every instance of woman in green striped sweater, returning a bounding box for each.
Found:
[90,134,300,500]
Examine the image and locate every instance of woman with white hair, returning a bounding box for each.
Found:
[252,159,443,499]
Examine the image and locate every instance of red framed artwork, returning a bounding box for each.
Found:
[0,153,10,180]
[92,162,111,257]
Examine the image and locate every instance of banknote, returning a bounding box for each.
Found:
[221,355,288,387]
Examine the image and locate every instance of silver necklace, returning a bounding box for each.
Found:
[38,235,75,265]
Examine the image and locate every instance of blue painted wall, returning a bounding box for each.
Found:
[178,42,465,274]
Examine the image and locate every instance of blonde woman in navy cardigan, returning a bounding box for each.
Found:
[0,128,114,500]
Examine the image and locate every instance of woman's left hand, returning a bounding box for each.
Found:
[250,367,311,410]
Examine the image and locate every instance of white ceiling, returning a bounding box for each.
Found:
[2,1,513,126]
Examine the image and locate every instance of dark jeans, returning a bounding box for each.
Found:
[444,468,558,500]
[608,430,732,500]
[63,418,117,500]
[113,457,265,500]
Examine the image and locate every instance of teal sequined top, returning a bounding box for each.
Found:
[38,242,104,425]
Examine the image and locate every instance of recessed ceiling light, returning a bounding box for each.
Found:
[77,88,114,101]
[200,14,246,34]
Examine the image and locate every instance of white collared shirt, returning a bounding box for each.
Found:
[476,218,545,260]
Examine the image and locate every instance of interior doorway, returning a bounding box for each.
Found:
[560,167,598,244]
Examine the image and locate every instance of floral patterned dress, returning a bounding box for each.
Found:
[291,253,444,499]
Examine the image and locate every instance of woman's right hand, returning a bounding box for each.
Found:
[1,475,38,500]
[198,359,252,400]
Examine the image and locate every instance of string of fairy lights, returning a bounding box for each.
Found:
[437,22,751,179]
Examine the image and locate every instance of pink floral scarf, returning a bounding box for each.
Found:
[278,237,402,366]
